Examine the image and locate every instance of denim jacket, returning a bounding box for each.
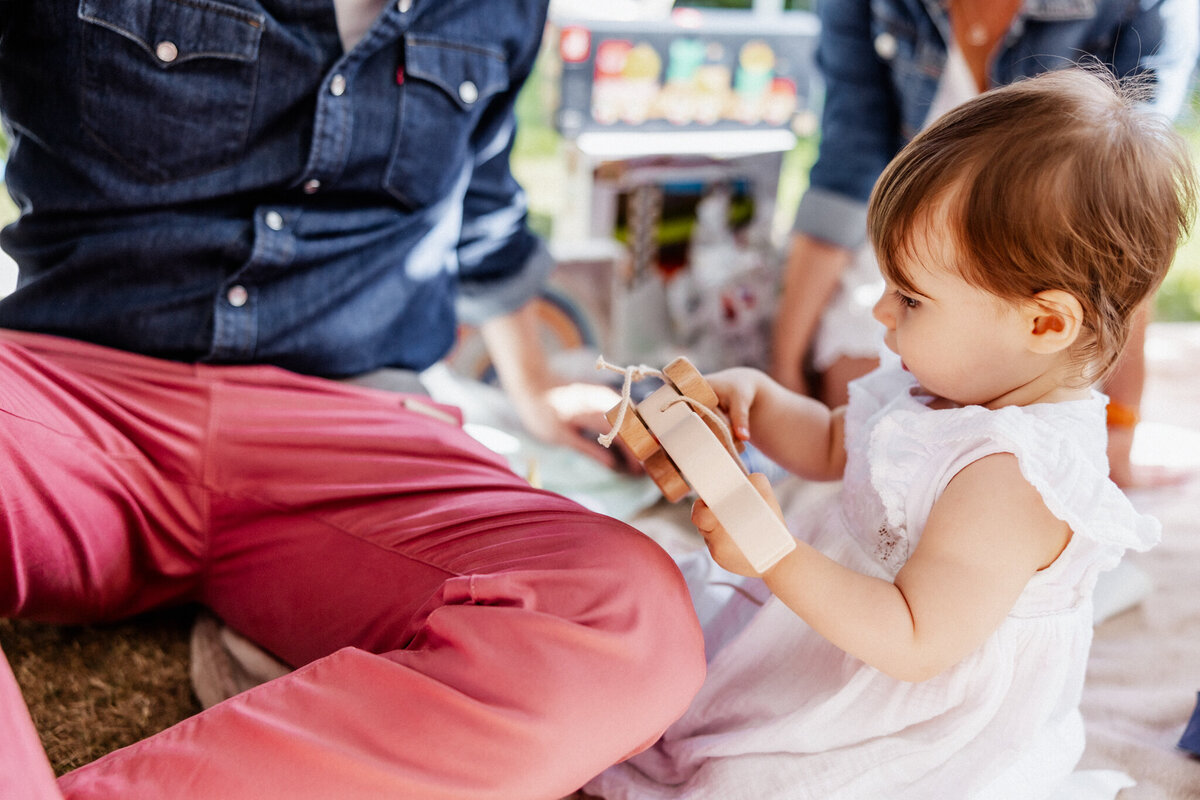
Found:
[0,0,551,376]
[795,0,1200,250]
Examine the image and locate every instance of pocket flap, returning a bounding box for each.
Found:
[404,36,509,111]
[79,0,264,64]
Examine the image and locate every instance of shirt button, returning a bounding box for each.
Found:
[874,32,898,60]
[303,179,321,194]
[155,41,179,63]
[265,210,284,230]
[458,80,478,105]
[330,74,347,96]
[397,0,412,11]
[226,285,249,308]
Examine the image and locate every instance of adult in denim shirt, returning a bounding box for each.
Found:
[770,0,1198,486]
[0,2,705,798]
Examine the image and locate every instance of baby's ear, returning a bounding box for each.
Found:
[1023,289,1083,354]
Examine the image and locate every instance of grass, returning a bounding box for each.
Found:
[0,611,200,775]
[1159,106,1200,320]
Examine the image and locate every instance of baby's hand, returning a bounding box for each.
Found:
[691,472,783,577]
[702,367,764,444]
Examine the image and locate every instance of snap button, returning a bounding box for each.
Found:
[155,41,179,63]
[330,74,347,96]
[397,0,412,11]
[303,179,321,194]
[226,285,249,308]
[265,211,284,230]
[458,80,478,105]
[873,32,897,60]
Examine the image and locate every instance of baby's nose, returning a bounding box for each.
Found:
[872,293,894,328]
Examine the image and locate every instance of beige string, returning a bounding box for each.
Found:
[663,394,749,476]
[594,356,662,448]
[595,356,748,475]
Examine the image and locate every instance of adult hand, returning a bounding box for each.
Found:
[480,302,641,472]
[512,379,643,471]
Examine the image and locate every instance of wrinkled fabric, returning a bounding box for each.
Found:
[0,330,706,799]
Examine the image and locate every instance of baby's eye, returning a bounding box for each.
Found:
[893,290,920,309]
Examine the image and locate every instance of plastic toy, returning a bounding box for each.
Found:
[598,356,796,572]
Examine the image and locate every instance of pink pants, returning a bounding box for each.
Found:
[0,330,705,799]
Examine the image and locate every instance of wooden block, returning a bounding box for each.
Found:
[604,401,659,461]
[662,357,719,409]
[660,356,741,452]
[644,449,690,502]
[637,383,796,573]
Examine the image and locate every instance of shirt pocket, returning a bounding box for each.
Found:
[77,0,264,183]
[384,36,510,209]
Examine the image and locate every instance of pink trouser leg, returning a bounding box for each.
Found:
[0,646,61,800]
[0,331,705,799]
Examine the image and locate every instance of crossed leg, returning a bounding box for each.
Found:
[0,331,705,800]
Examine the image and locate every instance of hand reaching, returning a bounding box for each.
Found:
[512,379,643,472]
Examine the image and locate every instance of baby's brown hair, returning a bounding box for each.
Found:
[868,67,1197,382]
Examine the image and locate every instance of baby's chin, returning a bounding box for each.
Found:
[906,376,967,409]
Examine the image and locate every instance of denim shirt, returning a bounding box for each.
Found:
[795,0,1200,250]
[0,0,552,377]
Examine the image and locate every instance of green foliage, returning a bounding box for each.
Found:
[1158,116,1200,321]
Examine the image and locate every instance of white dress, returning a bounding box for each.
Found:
[586,363,1160,799]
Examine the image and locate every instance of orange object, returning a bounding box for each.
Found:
[1105,402,1140,428]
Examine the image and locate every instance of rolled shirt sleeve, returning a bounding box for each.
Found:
[792,0,904,250]
[456,221,554,326]
[453,4,553,326]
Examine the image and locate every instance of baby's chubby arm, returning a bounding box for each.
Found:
[704,367,845,481]
[695,452,1072,682]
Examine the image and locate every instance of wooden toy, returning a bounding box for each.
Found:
[600,357,796,573]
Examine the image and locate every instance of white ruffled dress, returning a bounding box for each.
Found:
[586,364,1159,799]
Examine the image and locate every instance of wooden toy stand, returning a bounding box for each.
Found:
[605,357,796,573]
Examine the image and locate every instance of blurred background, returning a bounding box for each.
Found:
[508,0,1200,350]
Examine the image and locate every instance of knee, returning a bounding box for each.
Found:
[494,521,705,777]
[603,526,700,635]
[573,521,707,705]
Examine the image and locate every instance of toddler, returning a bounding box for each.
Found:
[586,68,1196,799]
